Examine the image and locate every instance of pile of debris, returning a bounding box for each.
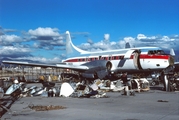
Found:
[0,76,150,118]
[28,104,66,111]
[1,77,150,99]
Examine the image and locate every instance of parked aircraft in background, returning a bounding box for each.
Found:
[2,31,177,90]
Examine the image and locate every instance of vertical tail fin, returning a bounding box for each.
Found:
[125,42,131,48]
[66,31,73,54]
[170,48,175,56]
[66,31,88,55]
[170,48,177,62]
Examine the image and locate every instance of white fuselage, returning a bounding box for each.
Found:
[63,47,172,72]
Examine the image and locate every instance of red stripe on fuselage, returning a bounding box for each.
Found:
[64,54,170,63]
[64,59,79,62]
[131,54,170,59]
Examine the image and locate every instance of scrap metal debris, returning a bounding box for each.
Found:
[60,82,74,97]
[5,79,146,99]
[157,100,169,102]
[1,75,151,99]
[0,87,4,99]
[28,104,66,111]
[0,74,152,118]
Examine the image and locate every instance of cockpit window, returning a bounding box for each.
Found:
[148,50,165,55]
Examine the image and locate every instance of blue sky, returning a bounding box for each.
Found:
[0,0,179,63]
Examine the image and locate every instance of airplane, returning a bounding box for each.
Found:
[2,31,175,84]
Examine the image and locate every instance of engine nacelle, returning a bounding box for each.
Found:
[82,60,112,71]
[81,60,112,79]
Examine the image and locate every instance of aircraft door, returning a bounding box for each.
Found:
[133,51,142,70]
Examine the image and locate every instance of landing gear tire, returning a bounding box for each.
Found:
[106,62,112,71]
[164,75,169,91]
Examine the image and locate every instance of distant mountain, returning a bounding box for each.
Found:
[0,57,13,64]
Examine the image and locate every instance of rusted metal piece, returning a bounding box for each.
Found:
[28,104,66,111]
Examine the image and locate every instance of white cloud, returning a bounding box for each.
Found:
[51,39,65,45]
[25,27,65,50]
[161,36,174,41]
[137,34,147,40]
[87,38,93,44]
[137,34,157,41]
[94,41,110,50]
[33,42,39,48]
[118,36,136,48]
[104,34,110,43]
[124,37,135,43]
[80,43,91,50]
[118,40,126,48]
[0,46,31,56]
[78,34,179,54]
[148,36,157,40]
[0,34,23,44]
[110,41,117,46]
[1,26,179,63]
[28,27,60,36]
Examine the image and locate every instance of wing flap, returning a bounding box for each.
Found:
[56,63,89,70]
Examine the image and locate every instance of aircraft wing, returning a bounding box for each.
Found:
[2,60,89,71]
